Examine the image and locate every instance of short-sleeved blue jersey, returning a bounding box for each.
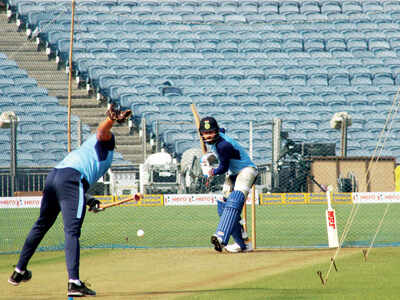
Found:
[55,134,115,185]
[210,131,256,176]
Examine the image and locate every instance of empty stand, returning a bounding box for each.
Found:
[2,0,400,163]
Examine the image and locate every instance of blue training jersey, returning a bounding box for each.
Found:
[55,134,115,185]
[211,131,256,176]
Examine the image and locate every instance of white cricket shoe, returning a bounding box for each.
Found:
[225,242,253,253]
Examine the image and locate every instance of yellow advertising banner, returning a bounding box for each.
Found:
[260,193,352,205]
[116,194,163,207]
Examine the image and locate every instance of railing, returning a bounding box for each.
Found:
[0,164,140,197]
[0,167,51,197]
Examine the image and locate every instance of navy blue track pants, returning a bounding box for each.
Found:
[16,168,88,280]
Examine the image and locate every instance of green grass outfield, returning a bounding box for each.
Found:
[1,247,399,300]
[1,204,399,253]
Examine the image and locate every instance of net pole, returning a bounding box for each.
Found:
[251,183,256,249]
[67,0,76,152]
[242,121,253,233]
[247,121,254,240]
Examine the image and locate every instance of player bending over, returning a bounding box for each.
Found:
[199,117,258,253]
[8,105,131,297]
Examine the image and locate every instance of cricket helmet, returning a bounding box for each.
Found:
[199,116,220,144]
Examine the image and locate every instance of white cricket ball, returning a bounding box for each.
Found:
[137,229,144,237]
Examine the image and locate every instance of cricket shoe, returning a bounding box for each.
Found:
[225,242,253,253]
[68,281,96,297]
[8,269,32,286]
[211,234,225,252]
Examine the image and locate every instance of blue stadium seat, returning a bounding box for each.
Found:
[287,74,307,87]
[282,38,303,53]
[279,1,299,15]
[307,73,329,86]
[341,1,362,14]
[351,72,373,86]
[239,78,260,87]
[300,1,320,14]
[264,74,287,86]
[304,38,325,52]
[0,78,14,89]
[329,73,351,86]
[362,1,383,13]
[383,0,400,11]
[213,95,235,107]
[224,14,246,24]
[368,38,391,52]
[1,86,26,97]
[226,86,249,97]
[372,73,395,85]
[247,86,270,97]
[326,38,347,52]
[259,1,279,15]
[346,38,368,51]
[13,77,37,88]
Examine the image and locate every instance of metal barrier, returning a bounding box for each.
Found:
[0,167,50,197]
[0,165,140,197]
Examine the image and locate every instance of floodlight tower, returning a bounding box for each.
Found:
[330,112,352,157]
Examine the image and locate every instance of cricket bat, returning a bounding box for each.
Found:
[190,103,207,155]
[325,185,339,248]
[100,193,142,209]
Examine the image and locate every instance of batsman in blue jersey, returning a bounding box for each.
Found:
[8,105,131,297]
[199,117,258,253]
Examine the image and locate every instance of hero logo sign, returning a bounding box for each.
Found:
[327,210,336,229]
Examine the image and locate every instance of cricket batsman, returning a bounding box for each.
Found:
[198,117,258,253]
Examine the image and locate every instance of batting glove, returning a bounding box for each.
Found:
[106,104,132,124]
[86,194,103,213]
[200,153,216,178]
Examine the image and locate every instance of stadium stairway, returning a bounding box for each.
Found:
[0,7,149,164]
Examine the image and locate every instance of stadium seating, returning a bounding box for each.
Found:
[0,50,131,166]
[2,0,400,164]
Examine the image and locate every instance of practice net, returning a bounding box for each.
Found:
[1,0,400,254]
[1,192,400,254]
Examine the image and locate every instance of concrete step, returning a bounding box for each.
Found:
[0,44,39,52]
[122,153,146,164]
[116,144,151,153]
[50,92,91,100]
[17,61,59,72]
[109,125,131,136]
[81,122,132,136]
[69,101,103,109]
[7,51,50,61]
[25,71,69,81]
[38,83,70,89]
[77,116,108,126]
[0,11,149,165]
[50,84,83,92]
[116,135,141,144]
[0,23,19,31]
[72,107,107,117]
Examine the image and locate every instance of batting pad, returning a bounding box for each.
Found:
[217,199,246,248]
[217,199,226,217]
[215,190,245,245]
